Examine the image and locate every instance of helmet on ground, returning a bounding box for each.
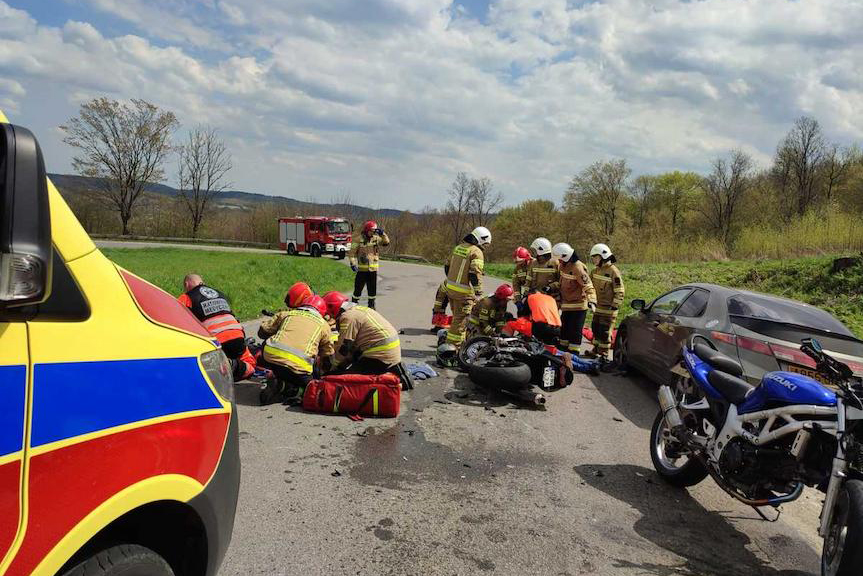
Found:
[285,282,313,307]
[589,243,612,260]
[530,237,552,257]
[362,221,378,236]
[322,291,349,318]
[494,284,514,301]
[304,295,328,317]
[436,343,459,368]
[470,226,492,246]
[437,328,449,346]
[552,242,574,262]
[513,246,531,263]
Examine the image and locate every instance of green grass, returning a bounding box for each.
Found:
[102,248,354,321]
[486,256,863,337]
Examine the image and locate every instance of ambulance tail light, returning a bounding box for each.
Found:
[201,349,235,402]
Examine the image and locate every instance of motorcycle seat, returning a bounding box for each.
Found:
[707,369,754,404]
[693,342,744,377]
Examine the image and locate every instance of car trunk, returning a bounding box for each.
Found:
[731,316,863,387]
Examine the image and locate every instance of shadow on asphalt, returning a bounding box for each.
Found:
[234,381,263,406]
[574,463,818,576]
[445,374,547,411]
[399,327,436,336]
[586,368,660,430]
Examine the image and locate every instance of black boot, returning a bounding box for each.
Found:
[259,377,285,405]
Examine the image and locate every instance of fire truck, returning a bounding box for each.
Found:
[278,216,352,259]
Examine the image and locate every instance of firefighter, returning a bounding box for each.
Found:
[587,243,624,365]
[178,274,254,380]
[526,237,560,297]
[440,226,492,357]
[431,280,450,328]
[467,284,514,336]
[257,295,335,405]
[322,291,402,374]
[512,246,533,305]
[553,243,597,355]
[349,220,390,309]
[285,281,314,308]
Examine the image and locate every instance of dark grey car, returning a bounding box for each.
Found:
[614,283,863,388]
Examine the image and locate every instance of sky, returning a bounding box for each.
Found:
[0,0,861,210]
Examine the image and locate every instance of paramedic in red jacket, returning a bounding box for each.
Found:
[178,273,254,379]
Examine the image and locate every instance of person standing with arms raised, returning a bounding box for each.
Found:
[349,220,390,309]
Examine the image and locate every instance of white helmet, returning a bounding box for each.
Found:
[552,242,574,262]
[530,237,552,257]
[589,243,612,260]
[470,226,492,246]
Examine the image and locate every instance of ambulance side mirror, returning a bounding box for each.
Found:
[0,123,52,308]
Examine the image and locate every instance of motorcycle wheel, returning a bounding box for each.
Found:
[458,335,494,370]
[469,359,532,390]
[649,411,708,488]
[822,479,863,576]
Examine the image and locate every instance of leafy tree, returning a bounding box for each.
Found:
[654,171,701,235]
[61,98,178,235]
[564,159,630,239]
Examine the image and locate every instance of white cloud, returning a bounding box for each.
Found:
[0,0,861,209]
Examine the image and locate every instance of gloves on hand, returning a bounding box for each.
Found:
[588,302,596,312]
[350,264,359,273]
[376,228,385,235]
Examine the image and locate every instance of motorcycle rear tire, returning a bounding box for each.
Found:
[469,360,532,390]
[822,479,863,576]
[458,335,494,371]
[649,412,708,488]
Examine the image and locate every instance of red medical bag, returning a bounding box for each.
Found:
[302,373,401,418]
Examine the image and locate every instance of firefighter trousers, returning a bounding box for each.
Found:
[353,271,378,308]
[445,289,475,346]
[561,309,588,353]
[433,282,449,314]
[591,310,617,356]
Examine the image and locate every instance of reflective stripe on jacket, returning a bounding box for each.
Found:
[446,242,484,297]
[592,262,625,312]
[260,308,335,374]
[336,304,401,367]
[527,258,560,295]
[468,296,507,335]
[349,232,390,272]
[559,260,596,311]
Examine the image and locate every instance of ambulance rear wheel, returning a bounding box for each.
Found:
[62,544,174,576]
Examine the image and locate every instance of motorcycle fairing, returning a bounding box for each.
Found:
[737,371,837,414]
[682,347,725,401]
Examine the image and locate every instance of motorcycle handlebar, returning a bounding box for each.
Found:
[261,309,274,317]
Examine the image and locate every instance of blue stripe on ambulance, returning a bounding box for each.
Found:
[0,365,26,457]
[31,357,222,447]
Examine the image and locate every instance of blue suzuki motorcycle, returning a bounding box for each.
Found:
[652,334,863,576]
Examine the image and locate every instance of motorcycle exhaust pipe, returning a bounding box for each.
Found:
[658,385,683,429]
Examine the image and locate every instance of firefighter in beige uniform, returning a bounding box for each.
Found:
[322,291,402,375]
[349,220,390,309]
[258,296,335,405]
[512,246,532,304]
[587,243,624,363]
[552,243,596,354]
[526,237,560,297]
[442,226,492,351]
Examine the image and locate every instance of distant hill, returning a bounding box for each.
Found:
[48,173,406,218]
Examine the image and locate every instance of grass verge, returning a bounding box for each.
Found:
[487,256,863,337]
[103,248,354,321]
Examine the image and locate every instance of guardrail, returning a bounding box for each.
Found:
[90,233,280,250]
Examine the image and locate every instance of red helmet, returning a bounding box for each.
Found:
[305,295,328,317]
[322,291,349,318]
[362,221,378,236]
[513,246,531,263]
[285,282,313,308]
[494,284,514,301]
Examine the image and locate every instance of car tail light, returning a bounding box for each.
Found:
[710,331,737,345]
[737,335,773,356]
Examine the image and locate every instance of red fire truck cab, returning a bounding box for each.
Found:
[278,216,352,259]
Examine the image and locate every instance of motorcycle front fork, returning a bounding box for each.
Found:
[819,398,848,538]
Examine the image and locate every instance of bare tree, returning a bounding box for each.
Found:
[61,98,178,235]
[700,149,754,249]
[467,176,503,228]
[564,159,630,238]
[177,126,233,237]
[628,175,655,230]
[773,116,825,217]
[445,172,472,241]
[822,144,855,204]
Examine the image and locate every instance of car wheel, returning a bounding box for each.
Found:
[310,244,321,258]
[61,544,174,576]
[614,327,633,372]
[337,251,346,260]
[286,244,297,255]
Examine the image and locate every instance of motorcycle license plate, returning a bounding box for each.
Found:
[542,366,555,389]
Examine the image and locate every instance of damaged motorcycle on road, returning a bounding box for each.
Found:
[652,334,863,576]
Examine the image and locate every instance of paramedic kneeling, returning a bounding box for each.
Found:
[525,292,562,346]
[323,291,401,375]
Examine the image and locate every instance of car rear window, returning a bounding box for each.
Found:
[727,294,853,336]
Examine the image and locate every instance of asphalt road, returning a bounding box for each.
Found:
[220,258,824,576]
